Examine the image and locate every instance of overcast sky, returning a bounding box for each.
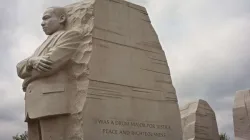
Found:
[1,0,250,139]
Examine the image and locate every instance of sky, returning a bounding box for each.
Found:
[1,0,250,139]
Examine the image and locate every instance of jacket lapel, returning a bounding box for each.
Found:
[33,31,65,56]
[33,36,53,56]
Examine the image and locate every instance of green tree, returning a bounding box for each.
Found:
[12,131,28,140]
[220,133,230,140]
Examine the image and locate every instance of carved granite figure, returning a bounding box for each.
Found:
[16,7,86,140]
[233,90,250,140]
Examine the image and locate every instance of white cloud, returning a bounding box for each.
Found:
[145,0,250,138]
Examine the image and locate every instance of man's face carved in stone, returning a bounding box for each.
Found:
[41,8,66,35]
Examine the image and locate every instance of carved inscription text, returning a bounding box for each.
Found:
[95,119,172,137]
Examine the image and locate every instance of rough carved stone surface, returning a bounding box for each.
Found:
[180,99,220,140]
[17,0,183,139]
[233,90,250,140]
[80,0,183,139]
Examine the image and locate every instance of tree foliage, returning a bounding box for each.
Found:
[220,133,230,140]
[12,131,28,140]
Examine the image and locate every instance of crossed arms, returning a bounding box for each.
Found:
[16,30,82,85]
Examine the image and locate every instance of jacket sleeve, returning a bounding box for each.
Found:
[16,57,32,79]
[44,30,82,72]
[27,30,82,79]
[21,31,82,90]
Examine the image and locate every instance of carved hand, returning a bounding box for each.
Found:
[28,56,53,72]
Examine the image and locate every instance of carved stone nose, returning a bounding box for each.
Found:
[41,21,45,27]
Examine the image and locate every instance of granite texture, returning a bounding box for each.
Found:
[233,90,250,140]
[180,99,219,140]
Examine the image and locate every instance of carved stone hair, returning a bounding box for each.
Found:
[48,7,67,25]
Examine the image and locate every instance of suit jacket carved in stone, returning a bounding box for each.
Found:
[16,30,83,121]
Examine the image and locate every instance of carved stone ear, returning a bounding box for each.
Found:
[59,15,66,24]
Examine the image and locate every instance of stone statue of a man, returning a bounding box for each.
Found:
[16,7,83,140]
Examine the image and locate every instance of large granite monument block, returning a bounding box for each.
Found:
[80,0,183,139]
[180,99,219,140]
[233,90,250,140]
[16,0,183,139]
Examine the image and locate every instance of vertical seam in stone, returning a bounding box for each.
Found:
[244,91,250,121]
